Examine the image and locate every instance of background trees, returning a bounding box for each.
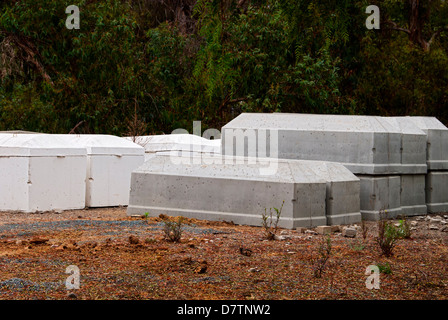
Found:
[1,0,447,135]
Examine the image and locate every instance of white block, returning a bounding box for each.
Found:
[56,134,145,207]
[0,134,87,212]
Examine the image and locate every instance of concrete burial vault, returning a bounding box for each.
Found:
[127,154,361,229]
[220,113,442,220]
[401,116,448,213]
[404,116,448,171]
[55,134,145,207]
[124,134,221,161]
[0,133,87,212]
[221,113,428,175]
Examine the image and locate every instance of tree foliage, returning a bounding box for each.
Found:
[1,0,447,134]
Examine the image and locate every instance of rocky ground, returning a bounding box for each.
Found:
[0,208,447,300]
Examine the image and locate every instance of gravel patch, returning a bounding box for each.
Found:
[0,278,63,292]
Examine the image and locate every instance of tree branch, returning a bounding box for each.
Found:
[428,26,448,45]
[384,20,411,35]
[69,121,85,134]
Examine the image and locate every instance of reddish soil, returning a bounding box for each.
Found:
[0,208,447,300]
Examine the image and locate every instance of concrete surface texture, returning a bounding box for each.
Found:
[426,171,448,213]
[377,117,427,170]
[220,113,448,220]
[390,117,448,213]
[221,113,428,175]
[56,134,145,207]
[357,175,402,220]
[0,134,87,212]
[403,116,448,171]
[127,154,361,228]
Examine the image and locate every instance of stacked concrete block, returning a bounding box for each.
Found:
[400,116,448,213]
[127,153,361,228]
[378,117,428,217]
[221,113,431,220]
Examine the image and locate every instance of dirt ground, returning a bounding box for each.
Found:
[0,207,447,300]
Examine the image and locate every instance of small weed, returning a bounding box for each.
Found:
[261,201,284,240]
[377,262,392,274]
[396,216,412,239]
[313,235,332,278]
[376,210,401,257]
[348,239,366,251]
[144,238,157,244]
[162,216,184,242]
[361,218,369,241]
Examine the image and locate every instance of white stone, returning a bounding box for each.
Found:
[429,216,443,223]
[274,235,288,241]
[342,227,357,238]
[316,226,332,235]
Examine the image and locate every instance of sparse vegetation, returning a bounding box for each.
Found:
[162,216,184,242]
[261,201,284,240]
[0,207,447,299]
[313,235,332,278]
[361,218,369,241]
[397,216,412,239]
[377,262,393,275]
[348,239,366,251]
[376,211,401,257]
